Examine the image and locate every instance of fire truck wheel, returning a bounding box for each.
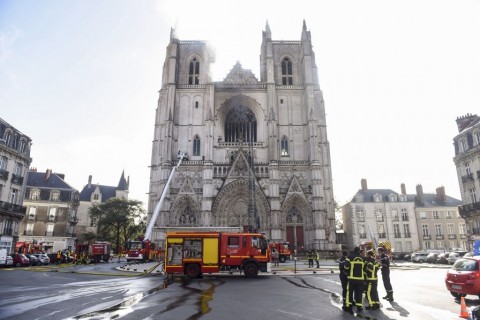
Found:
[279,255,287,263]
[185,264,200,278]
[243,262,258,278]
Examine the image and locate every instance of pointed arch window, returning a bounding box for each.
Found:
[224,105,257,143]
[193,135,200,156]
[179,207,197,225]
[281,58,293,85]
[188,57,200,85]
[287,207,303,223]
[281,136,289,156]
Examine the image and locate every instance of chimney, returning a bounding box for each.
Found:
[56,173,65,180]
[416,184,424,205]
[401,183,406,195]
[44,169,52,181]
[436,186,446,202]
[361,179,368,191]
[456,113,479,132]
[29,167,37,172]
[88,175,92,188]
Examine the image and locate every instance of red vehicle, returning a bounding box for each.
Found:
[164,231,271,278]
[125,239,158,262]
[269,242,291,263]
[10,253,31,267]
[75,242,111,263]
[445,255,480,299]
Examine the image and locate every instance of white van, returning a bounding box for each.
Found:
[0,249,7,267]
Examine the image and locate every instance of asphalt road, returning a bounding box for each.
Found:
[0,260,469,320]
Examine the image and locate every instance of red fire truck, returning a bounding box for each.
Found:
[164,231,271,278]
[75,241,111,263]
[125,239,159,262]
[269,241,292,263]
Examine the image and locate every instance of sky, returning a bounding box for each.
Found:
[1,0,479,209]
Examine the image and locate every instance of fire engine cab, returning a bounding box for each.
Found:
[165,231,271,278]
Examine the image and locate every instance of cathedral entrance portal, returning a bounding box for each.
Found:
[285,206,305,253]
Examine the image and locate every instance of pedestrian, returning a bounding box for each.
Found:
[344,246,366,313]
[272,247,279,267]
[338,250,349,311]
[364,250,381,310]
[378,247,394,301]
[56,250,62,265]
[314,249,320,268]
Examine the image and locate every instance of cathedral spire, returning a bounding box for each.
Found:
[263,20,272,40]
[170,27,178,41]
[301,19,310,41]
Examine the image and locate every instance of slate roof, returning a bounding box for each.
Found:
[411,193,463,208]
[79,184,117,202]
[27,172,76,191]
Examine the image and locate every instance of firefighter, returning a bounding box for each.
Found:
[344,246,366,313]
[338,250,349,310]
[314,249,320,268]
[364,250,381,310]
[378,247,394,301]
[307,250,314,268]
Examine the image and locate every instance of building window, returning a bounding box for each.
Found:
[224,105,256,143]
[435,224,442,236]
[469,188,477,204]
[377,224,386,237]
[401,209,409,221]
[30,190,39,200]
[281,136,289,156]
[403,224,411,237]
[476,131,480,145]
[46,224,54,237]
[424,241,431,250]
[399,194,407,202]
[0,156,7,170]
[26,223,34,236]
[188,57,200,85]
[358,224,366,238]
[3,219,13,235]
[193,135,200,156]
[389,194,397,202]
[356,210,365,222]
[465,162,472,175]
[51,191,60,201]
[461,139,468,152]
[391,209,399,221]
[9,189,17,204]
[4,132,12,145]
[281,58,293,85]
[14,163,23,176]
[375,209,383,222]
[447,223,454,235]
[195,101,199,109]
[373,194,382,202]
[28,207,37,216]
[419,211,427,219]
[446,211,453,219]
[433,211,440,219]
[19,140,26,153]
[437,241,444,249]
[393,224,401,238]
[93,194,99,200]
[422,224,429,236]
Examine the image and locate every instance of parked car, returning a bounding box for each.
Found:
[33,253,51,265]
[437,252,451,264]
[426,252,439,264]
[10,253,31,267]
[26,254,40,266]
[445,256,480,299]
[411,252,428,263]
[464,252,474,258]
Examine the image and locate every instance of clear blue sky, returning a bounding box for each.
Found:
[1,0,479,208]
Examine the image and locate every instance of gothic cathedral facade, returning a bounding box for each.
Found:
[148,21,337,251]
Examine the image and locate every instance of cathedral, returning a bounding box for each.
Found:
[148,21,337,252]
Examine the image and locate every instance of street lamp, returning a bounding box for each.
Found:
[292,214,298,274]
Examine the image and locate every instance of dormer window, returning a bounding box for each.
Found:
[389,194,398,202]
[281,58,293,85]
[30,190,40,200]
[355,194,363,202]
[374,194,382,202]
[188,57,200,85]
[4,132,12,146]
[51,191,60,201]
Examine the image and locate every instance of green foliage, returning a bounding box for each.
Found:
[88,198,146,253]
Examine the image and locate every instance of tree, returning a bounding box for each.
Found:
[89,198,145,253]
[334,200,344,230]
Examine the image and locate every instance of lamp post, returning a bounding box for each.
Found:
[292,214,297,274]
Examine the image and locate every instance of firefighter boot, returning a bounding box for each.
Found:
[384,291,394,302]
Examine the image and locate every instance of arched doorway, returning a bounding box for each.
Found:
[286,207,305,253]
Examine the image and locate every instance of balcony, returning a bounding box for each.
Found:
[11,173,24,185]
[462,173,475,183]
[46,215,56,223]
[0,200,27,216]
[448,234,457,239]
[459,202,480,218]
[0,169,8,181]
[436,234,444,240]
[2,228,13,235]
[394,233,402,238]
[24,230,33,236]
[378,233,386,238]
[423,235,431,240]
[404,233,411,238]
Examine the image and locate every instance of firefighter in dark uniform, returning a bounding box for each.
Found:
[344,246,365,313]
[364,249,381,310]
[338,250,349,310]
[378,247,394,301]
